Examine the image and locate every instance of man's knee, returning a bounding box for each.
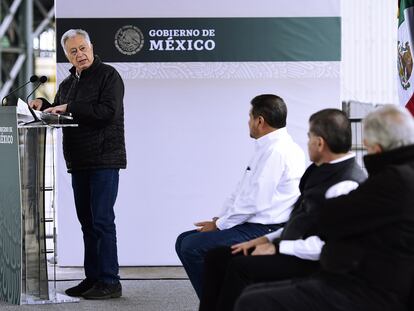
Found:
[180,235,204,259]
[94,218,116,235]
[175,231,187,255]
[176,230,200,257]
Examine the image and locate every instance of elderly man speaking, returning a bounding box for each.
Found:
[30,29,126,300]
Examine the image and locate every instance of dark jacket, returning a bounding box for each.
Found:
[280,157,366,241]
[319,144,414,299]
[43,56,126,172]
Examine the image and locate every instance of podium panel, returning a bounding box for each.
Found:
[0,106,22,305]
[0,106,78,305]
[19,126,49,301]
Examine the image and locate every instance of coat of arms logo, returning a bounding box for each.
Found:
[398,40,413,90]
[115,25,144,55]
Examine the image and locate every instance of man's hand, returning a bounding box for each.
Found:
[231,236,269,256]
[29,99,43,111]
[251,242,277,256]
[194,219,218,232]
[44,104,67,114]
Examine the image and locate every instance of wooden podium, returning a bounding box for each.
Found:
[0,106,78,305]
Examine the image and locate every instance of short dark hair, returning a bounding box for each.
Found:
[309,109,351,153]
[250,94,287,129]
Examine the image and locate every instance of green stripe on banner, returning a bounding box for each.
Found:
[399,0,414,26]
[56,17,341,62]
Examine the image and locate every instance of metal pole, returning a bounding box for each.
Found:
[33,7,55,39]
[24,0,34,99]
[0,54,26,101]
[0,0,23,39]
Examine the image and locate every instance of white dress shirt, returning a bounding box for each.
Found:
[264,153,360,260]
[216,128,305,230]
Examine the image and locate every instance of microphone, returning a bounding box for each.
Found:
[25,76,48,124]
[38,75,48,84]
[1,75,39,106]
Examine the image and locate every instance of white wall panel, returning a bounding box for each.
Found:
[55,0,341,265]
[341,0,398,104]
[56,0,340,18]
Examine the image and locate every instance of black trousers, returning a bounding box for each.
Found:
[199,246,319,311]
[234,276,407,311]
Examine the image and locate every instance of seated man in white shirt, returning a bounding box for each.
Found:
[175,94,306,298]
[198,108,367,311]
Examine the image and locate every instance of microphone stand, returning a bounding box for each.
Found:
[1,75,39,106]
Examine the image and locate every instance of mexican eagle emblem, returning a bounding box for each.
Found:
[398,40,413,90]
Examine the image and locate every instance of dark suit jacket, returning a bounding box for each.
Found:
[318,144,414,300]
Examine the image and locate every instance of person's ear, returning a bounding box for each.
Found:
[363,139,383,154]
[317,136,325,151]
[257,116,265,126]
[371,144,383,154]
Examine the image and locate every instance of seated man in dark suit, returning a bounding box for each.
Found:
[199,108,367,311]
[235,105,414,311]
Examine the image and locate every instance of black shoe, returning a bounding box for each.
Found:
[82,281,122,300]
[65,278,97,297]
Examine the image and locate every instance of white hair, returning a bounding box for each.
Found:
[363,104,414,151]
[60,29,91,55]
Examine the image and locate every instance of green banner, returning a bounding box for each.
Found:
[56,17,341,63]
[399,0,414,26]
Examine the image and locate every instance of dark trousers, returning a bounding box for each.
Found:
[71,168,120,284]
[235,275,406,311]
[175,223,283,298]
[199,246,319,311]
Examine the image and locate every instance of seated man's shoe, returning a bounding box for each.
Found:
[65,278,97,297]
[82,281,122,300]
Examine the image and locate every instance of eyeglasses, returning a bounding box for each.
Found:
[68,45,89,57]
